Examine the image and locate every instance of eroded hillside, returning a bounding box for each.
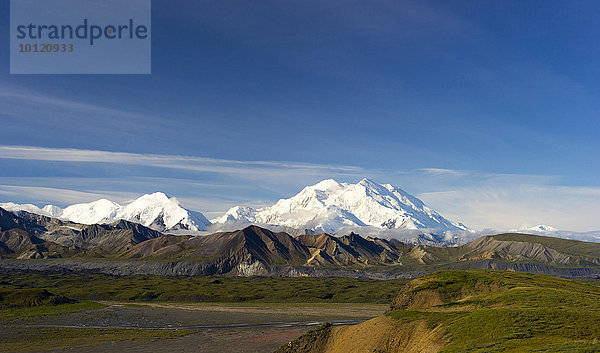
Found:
[277,270,600,352]
[2,208,600,278]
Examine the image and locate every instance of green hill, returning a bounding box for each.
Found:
[278,270,600,352]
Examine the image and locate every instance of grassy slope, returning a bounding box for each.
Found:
[387,270,600,352]
[0,273,407,304]
[576,278,600,287]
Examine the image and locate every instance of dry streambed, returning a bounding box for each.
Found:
[2,302,387,353]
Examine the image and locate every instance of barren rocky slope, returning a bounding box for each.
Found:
[1,207,599,278]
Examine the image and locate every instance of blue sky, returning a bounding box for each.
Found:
[1,0,599,231]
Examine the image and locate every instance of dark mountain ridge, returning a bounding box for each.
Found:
[0,208,164,258]
[0,207,599,278]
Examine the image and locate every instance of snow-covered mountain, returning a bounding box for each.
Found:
[507,224,600,243]
[524,224,558,232]
[0,202,62,218]
[0,192,211,233]
[211,178,468,235]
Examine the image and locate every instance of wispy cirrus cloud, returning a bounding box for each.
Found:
[0,84,171,134]
[0,185,139,205]
[0,145,370,204]
[416,168,468,176]
[1,145,599,232]
[0,145,369,219]
[0,145,364,176]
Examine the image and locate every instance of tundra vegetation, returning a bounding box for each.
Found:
[277,270,600,353]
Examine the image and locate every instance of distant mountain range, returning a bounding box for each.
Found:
[1,192,211,233]
[523,224,558,232]
[511,224,600,243]
[0,179,470,243]
[211,178,469,235]
[1,206,599,278]
[2,179,599,245]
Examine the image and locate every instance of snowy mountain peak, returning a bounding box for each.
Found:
[62,199,121,225]
[525,224,558,232]
[213,179,469,235]
[135,192,171,202]
[358,177,378,187]
[118,192,210,232]
[210,206,257,224]
[42,205,63,218]
[1,193,211,233]
[312,179,342,190]
[0,202,54,217]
